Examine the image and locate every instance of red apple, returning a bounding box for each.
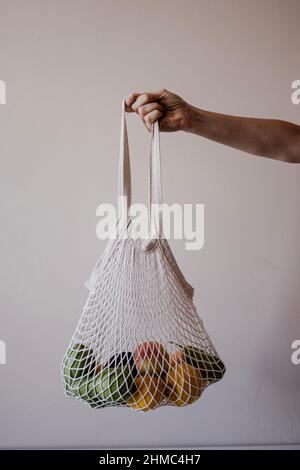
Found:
[134,342,169,375]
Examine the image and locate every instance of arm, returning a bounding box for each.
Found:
[125,89,300,164]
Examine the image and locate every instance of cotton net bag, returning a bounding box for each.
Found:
[62,99,225,411]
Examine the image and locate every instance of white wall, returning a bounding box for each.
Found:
[0,0,299,448]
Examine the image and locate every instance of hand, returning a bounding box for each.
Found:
[125,89,191,132]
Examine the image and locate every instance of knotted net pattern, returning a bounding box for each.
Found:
[62,101,225,411]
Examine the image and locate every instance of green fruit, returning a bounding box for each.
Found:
[63,343,96,385]
[86,376,106,408]
[94,367,135,404]
[180,345,226,382]
[71,377,89,399]
[63,347,137,408]
[70,377,107,409]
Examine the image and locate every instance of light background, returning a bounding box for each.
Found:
[0,0,299,449]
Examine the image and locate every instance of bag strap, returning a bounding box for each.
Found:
[118,98,131,226]
[118,98,163,238]
[149,120,162,238]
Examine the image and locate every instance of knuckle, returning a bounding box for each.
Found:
[138,105,147,118]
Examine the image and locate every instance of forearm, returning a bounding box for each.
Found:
[185,106,300,163]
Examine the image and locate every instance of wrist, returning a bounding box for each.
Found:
[183,104,207,134]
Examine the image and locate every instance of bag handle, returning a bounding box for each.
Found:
[148,119,162,238]
[118,99,132,225]
[118,98,162,238]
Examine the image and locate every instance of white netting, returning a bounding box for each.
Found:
[62,100,225,412]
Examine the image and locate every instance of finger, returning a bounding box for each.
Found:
[138,102,164,119]
[131,90,166,112]
[125,92,140,112]
[144,109,163,131]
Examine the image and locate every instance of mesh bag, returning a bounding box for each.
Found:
[62,99,225,411]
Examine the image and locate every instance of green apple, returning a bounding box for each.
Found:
[63,343,96,385]
[70,376,106,408]
[174,344,226,382]
[71,377,89,399]
[86,376,107,408]
[95,367,135,404]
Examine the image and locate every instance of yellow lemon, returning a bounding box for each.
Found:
[166,361,205,407]
[127,375,165,412]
